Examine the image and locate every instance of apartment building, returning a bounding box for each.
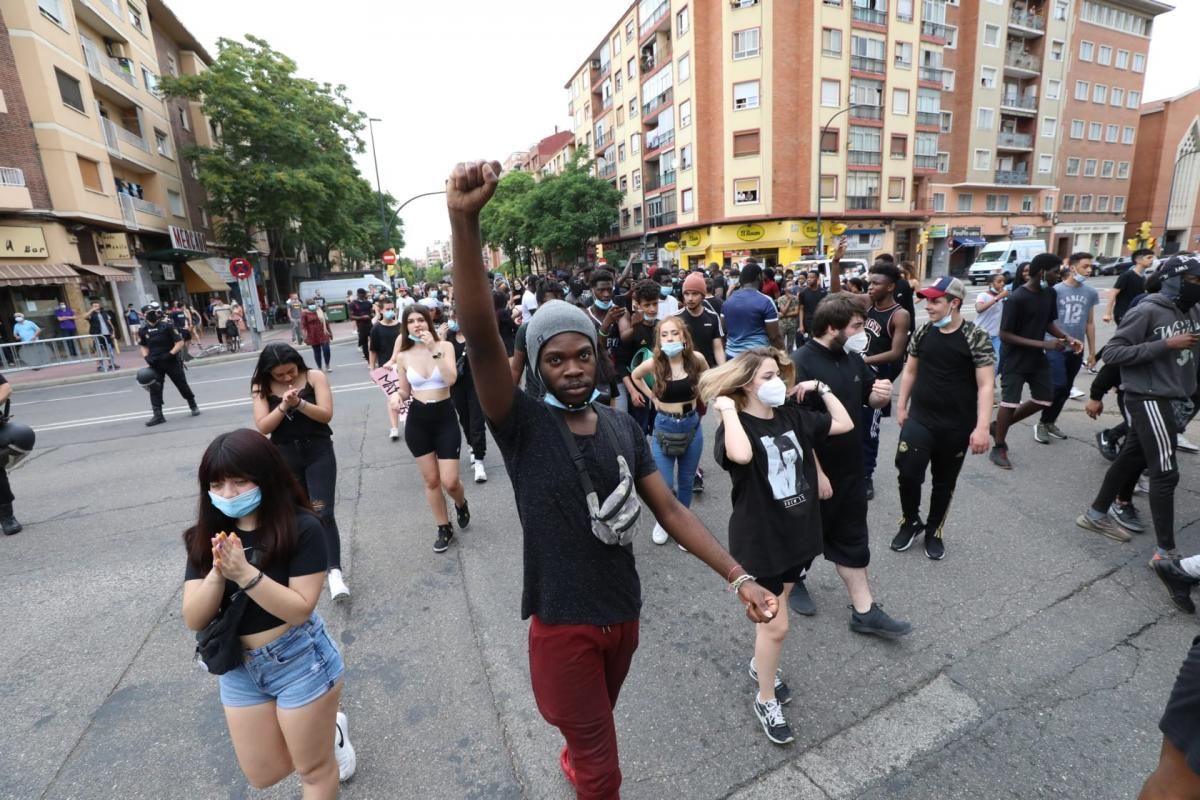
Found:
[1054,0,1169,258]
[1127,85,1200,255]
[507,130,576,177]
[567,0,949,271]
[0,0,222,344]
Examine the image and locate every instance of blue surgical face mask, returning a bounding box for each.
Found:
[662,341,685,357]
[307,304,317,311]
[408,334,424,343]
[932,315,953,329]
[1074,272,1088,283]
[448,320,459,332]
[543,388,601,412]
[208,486,262,518]
[383,310,396,320]
[594,298,613,310]
[660,286,672,298]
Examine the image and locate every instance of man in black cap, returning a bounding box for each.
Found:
[348,288,375,361]
[138,303,200,426]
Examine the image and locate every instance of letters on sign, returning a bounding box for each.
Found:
[371,367,411,420]
[169,225,207,253]
[736,224,765,242]
[0,226,49,258]
[97,232,131,260]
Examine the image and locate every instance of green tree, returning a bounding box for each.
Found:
[480,170,537,274]
[524,152,621,267]
[159,36,388,296]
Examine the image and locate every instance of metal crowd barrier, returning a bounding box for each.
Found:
[0,334,119,373]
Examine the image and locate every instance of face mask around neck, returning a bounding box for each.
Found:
[544,388,601,412]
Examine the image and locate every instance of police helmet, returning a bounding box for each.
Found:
[136,366,161,391]
[0,421,35,469]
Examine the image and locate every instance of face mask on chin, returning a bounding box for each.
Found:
[544,387,601,412]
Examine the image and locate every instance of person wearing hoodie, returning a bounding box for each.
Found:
[1076,256,1200,561]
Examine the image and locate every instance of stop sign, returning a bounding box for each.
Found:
[382,251,397,266]
[229,257,252,279]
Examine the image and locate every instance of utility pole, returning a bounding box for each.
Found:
[816,104,861,257]
[367,117,388,250]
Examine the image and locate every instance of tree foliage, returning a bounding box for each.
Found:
[159,36,400,292]
[479,149,620,273]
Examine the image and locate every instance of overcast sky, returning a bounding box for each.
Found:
[168,0,1199,260]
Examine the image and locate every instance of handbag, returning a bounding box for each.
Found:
[654,428,696,457]
[194,589,250,675]
[549,407,642,546]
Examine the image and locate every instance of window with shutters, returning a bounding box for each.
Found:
[733,130,761,157]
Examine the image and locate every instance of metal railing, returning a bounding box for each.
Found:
[1001,94,1038,110]
[1005,50,1040,71]
[913,154,939,170]
[646,129,675,151]
[0,167,25,187]
[995,169,1031,185]
[601,96,613,111]
[850,104,883,120]
[639,0,669,38]
[114,124,149,153]
[100,117,121,155]
[0,334,119,374]
[595,131,608,149]
[81,37,105,80]
[852,6,887,25]
[118,193,139,229]
[850,55,886,74]
[1009,9,1045,30]
[998,131,1034,148]
[848,149,882,166]
[599,162,617,179]
[921,20,950,39]
[108,57,138,88]
[132,197,163,215]
[643,88,673,117]
[847,196,880,210]
[647,211,677,228]
[915,111,941,126]
[919,65,945,82]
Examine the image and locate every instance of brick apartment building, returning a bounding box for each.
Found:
[1127,85,1200,255]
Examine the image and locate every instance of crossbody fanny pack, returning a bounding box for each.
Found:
[195,589,250,675]
[549,407,642,546]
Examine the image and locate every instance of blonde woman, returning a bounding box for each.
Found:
[630,316,709,545]
[698,347,852,746]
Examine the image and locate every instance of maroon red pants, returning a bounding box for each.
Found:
[528,615,640,800]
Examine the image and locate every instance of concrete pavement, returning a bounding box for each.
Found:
[2,285,1198,799]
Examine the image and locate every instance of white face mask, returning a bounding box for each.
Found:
[844,331,869,354]
[756,376,787,407]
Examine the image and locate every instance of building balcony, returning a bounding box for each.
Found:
[851,6,887,25]
[595,131,608,149]
[1008,9,1046,35]
[913,155,939,171]
[995,169,1031,185]
[1000,94,1038,114]
[850,104,883,121]
[921,20,950,40]
[1004,50,1041,75]
[915,111,941,127]
[645,169,677,192]
[102,117,148,154]
[0,167,32,212]
[599,162,617,180]
[118,193,139,230]
[850,55,886,74]
[601,96,613,112]
[639,0,669,39]
[848,149,882,166]
[643,87,673,118]
[847,195,881,210]
[918,66,945,83]
[645,128,674,152]
[997,131,1034,149]
[647,211,677,229]
[0,167,25,187]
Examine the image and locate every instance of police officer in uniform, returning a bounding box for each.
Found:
[139,302,200,426]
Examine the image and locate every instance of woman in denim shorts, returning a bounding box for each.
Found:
[182,429,356,796]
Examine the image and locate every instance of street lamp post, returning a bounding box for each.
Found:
[367,117,389,251]
[816,104,861,258]
[1162,148,1199,253]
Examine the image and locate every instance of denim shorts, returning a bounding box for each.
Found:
[218,613,344,709]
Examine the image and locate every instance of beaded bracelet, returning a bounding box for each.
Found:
[730,573,755,595]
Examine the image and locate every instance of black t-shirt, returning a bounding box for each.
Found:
[617,319,658,374]
[799,287,827,333]
[675,306,724,367]
[368,321,402,365]
[705,295,724,315]
[184,510,328,635]
[490,389,656,625]
[715,406,830,577]
[908,321,995,432]
[894,278,916,322]
[349,299,375,331]
[138,321,182,358]
[999,284,1057,374]
[791,339,874,479]
[1113,269,1145,323]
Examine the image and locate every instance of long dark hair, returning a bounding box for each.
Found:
[183,429,311,573]
[399,305,438,352]
[250,343,310,397]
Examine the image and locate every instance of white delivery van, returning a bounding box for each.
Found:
[786,258,870,289]
[297,274,390,303]
[966,240,1047,284]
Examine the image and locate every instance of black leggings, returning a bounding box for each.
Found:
[404,398,462,459]
[896,418,969,537]
[1090,396,1179,552]
[275,437,341,568]
[451,379,486,459]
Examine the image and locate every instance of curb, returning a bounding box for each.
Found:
[11,335,358,390]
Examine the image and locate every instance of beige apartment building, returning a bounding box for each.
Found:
[567,0,951,271]
[0,0,223,345]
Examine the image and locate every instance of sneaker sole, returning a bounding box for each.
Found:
[752,702,795,745]
[1033,430,1049,444]
[924,546,946,561]
[1074,514,1132,543]
[891,532,918,552]
[331,589,350,602]
[1047,431,1067,440]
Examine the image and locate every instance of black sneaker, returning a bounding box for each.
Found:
[989,446,1012,469]
[692,469,704,494]
[1108,502,1145,534]
[456,500,470,530]
[1095,431,1118,462]
[1151,558,1199,614]
[924,529,946,561]
[788,579,816,616]
[891,517,924,552]
[864,477,875,501]
[433,525,454,553]
[1044,422,1067,440]
[752,695,795,745]
[748,658,792,705]
[849,603,912,639]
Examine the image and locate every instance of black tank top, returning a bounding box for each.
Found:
[864,302,903,380]
[659,376,695,403]
[268,383,333,442]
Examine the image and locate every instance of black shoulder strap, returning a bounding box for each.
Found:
[548,407,597,499]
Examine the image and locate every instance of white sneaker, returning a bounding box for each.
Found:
[469,451,476,465]
[1177,434,1200,454]
[1068,387,1085,400]
[335,711,356,781]
[389,426,399,441]
[652,523,669,545]
[473,461,487,483]
[328,569,350,602]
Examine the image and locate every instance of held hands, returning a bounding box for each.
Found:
[629,389,646,408]
[211,531,253,585]
[447,160,502,216]
[968,427,990,455]
[1046,338,1067,352]
[737,581,778,624]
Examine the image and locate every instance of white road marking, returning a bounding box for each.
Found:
[25,389,132,403]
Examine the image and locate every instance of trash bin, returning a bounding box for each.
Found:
[325,303,348,322]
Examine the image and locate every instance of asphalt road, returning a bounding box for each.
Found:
[4,277,1199,799]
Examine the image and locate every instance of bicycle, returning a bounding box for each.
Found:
[224,320,241,353]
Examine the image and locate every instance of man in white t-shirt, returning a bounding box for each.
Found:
[974,271,1008,365]
[211,299,232,344]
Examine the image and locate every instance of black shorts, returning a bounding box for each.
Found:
[1000,364,1052,407]
[404,398,461,459]
[757,559,815,596]
[820,476,871,569]
[1161,635,1200,775]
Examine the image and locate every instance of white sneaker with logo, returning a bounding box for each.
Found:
[335,711,356,781]
[328,569,350,602]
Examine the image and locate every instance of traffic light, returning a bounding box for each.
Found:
[919,229,930,249]
[596,243,605,261]
[1138,221,1153,240]
[1127,238,1140,252]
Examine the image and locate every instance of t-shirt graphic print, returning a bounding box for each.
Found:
[761,430,810,504]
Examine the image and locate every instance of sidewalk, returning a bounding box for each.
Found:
[5,320,361,389]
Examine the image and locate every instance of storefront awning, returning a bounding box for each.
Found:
[0,263,80,286]
[72,263,135,282]
[954,237,988,248]
[184,260,230,293]
[104,259,142,269]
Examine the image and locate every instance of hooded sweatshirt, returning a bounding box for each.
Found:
[1100,293,1200,400]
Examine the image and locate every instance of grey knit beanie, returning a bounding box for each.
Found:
[525,299,598,368]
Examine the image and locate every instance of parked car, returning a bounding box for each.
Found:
[786,258,869,289]
[967,240,1048,284]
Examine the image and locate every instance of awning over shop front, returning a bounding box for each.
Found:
[954,236,988,248]
[72,263,134,282]
[184,260,230,293]
[0,263,80,286]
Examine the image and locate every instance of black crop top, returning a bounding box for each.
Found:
[267,383,332,442]
[184,510,328,635]
[659,376,696,404]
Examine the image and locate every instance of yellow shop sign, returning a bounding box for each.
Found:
[681,230,703,248]
[736,224,766,242]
